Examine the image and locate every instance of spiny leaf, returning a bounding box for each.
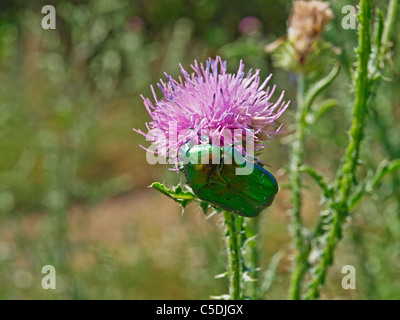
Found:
[303,63,340,111]
[348,159,400,210]
[308,99,337,124]
[261,252,282,296]
[150,182,198,208]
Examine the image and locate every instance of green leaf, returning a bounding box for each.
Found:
[308,99,337,124]
[299,165,332,198]
[261,252,282,296]
[303,63,340,112]
[150,182,198,208]
[348,159,400,210]
[373,10,384,54]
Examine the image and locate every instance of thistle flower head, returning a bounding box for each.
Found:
[136,56,289,166]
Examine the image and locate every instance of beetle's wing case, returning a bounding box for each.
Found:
[196,184,266,217]
[218,149,278,206]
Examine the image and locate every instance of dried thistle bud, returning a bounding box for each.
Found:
[288,0,334,64]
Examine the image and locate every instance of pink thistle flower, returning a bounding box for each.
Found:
[135,56,289,166]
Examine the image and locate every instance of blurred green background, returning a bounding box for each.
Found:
[0,0,399,299]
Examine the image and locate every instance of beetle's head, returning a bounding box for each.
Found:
[180,144,222,189]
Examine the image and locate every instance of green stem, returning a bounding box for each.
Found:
[223,211,244,300]
[305,0,372,300]
[287,73,310,300]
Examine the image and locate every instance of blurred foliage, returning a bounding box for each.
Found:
[0,0,399,299]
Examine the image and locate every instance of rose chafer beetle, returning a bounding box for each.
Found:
[179,143,278,217]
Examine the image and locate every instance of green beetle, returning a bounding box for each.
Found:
[179,143,278,217]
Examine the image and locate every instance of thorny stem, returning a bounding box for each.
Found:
[305,0,372,299]
[287,73,310,300]
[223,211,245,300]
